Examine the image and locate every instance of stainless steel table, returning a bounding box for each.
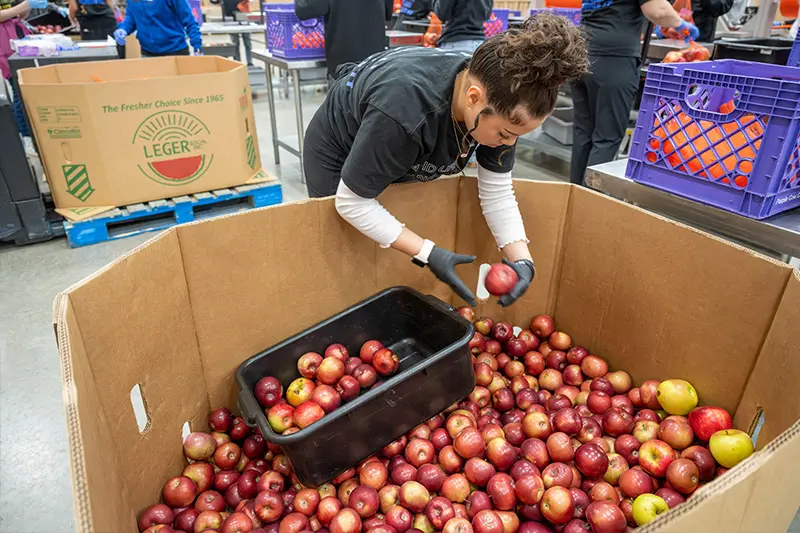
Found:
[252,48,326,183]
[201,22,266,35]
[586,159,800,258]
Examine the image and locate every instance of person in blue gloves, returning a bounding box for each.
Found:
[569,0,698,185]
[113,0,202,57]
[68,0,116,41]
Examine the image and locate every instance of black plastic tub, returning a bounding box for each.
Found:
[236,286,476,486]
[713,38,795,65]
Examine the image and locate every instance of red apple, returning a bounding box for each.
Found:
[360,340,384,364]
[546,432,575,463]
[687,406,732,442]
[538,369,563,392]
[406,438,436,467]
[589,481,618,505]
[349,485,380,518]
[361,461,389,491]
[425,496,455,529]
[325,344,349,362]
[221,511,254,533]
[521,412,552,440]
[618,468,652,498]
[400,481,431,513]
[472,510,504,533]
[540,486,574,525]
[317,358,346,386]
[254,378,283,408]
[553,408,582,436]
[195,511,224,532]
[294,401,325,429]
[632,421,659,444]
[138,504,174,532]
[614,434,641,466]
[680,445,716,481]
[585,501,626,533]
[443,517,474,533]
[416,463,446,493]
[318,497,342,526]
[546,350,568,371]
[655,487,685,509]
[329,509,361,533]
[464,458,496,487]
[639,381,661,410]
[311,385,342,414]
[385,505,412,533]
[442,473,471,503]
[575,444,609,479]
[373,349,400,376]
[520,438,549,470]
[543,462,573,489]
[603,454,629,485]
[267,404,295,433]
[486,438,519,471]
[163,476,197,508]
[577,419,602,444]
[439,446,463,475]
[530,315,555,339]
[586,392,611,415]
[665,458,699,494]
[601,408,634,437]
[658,419,693,450]
[297,352,323,379]
[523,351,545,376]
[454,427,485,459]
[336,376,360,402]
[485,263,518,296]
[638,440,676,477]
[579,356,608,379]
[514,473,545,505]
[353,364,378,389]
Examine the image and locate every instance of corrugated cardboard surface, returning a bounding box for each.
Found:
[20,57,264,218]
[54,178,800,533]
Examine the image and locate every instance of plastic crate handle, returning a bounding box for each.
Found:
[789,28,800,67]
[238,389,262,428]
[298,18,321,28]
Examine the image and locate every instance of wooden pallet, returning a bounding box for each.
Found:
[64,182,282,248]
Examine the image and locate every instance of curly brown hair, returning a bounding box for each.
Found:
[468,12,589,121]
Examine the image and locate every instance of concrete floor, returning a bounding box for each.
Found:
[1,52,798,533]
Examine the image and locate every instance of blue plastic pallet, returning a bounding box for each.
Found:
[64,182,283,248]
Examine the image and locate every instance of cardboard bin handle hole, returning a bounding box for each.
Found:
[130,383,151,434]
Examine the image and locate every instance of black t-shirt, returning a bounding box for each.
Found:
[435,0,492,45]
[316,47,516,199]
[581,0,649,57]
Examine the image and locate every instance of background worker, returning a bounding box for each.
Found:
[296,0,392,80]
[68,0,116,41]
[433,0,492,53]
[570,0,698,185]
[113,0,203,57]
[221,0,252,65]
[0,0,34,79]
[302,14,589,306]
[393,0,430,30]
[692,0,733,42]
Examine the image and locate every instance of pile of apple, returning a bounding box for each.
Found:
[137,312,755,533]
[256,341,401,433]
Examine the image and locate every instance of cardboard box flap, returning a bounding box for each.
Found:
[19,56,241,86]
[639,419,800,532]
[553,187,790,414]
[735,270,800,447]
[64,231,209,517]
[56,206,117,222]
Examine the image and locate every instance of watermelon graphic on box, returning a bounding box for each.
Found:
[133,111,214,186]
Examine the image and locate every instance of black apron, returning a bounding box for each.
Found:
[76,0,117,41]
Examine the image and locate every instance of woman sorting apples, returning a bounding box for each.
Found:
[302,13,589,307]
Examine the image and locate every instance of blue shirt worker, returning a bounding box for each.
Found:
[113,0,202,57]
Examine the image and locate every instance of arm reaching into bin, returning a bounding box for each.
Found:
[0,0,29,21]
[334,107,478,306]
[644,0,699,41]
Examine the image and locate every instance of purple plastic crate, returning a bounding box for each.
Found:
[626,59,800,220]
[265,8,325,59]
[529,7,580,25]
[484,8,509,38]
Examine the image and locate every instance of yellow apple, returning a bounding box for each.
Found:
[656,379,698,415]
[709,429,754,468]
[632,493,669,526]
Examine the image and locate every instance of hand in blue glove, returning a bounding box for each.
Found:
[113,28,127,46]
[655,25,665,39]
[27,0,48,9]
[56,6,68,16]
[677,20,700,42]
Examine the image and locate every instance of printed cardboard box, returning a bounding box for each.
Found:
[53,179,800,532]
[19,56,268,220]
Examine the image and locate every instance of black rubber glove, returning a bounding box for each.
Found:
[498,258,535,307]
[427,246,477,306]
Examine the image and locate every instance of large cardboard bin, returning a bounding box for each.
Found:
[54,179,800,533]
[20,56,266,220]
